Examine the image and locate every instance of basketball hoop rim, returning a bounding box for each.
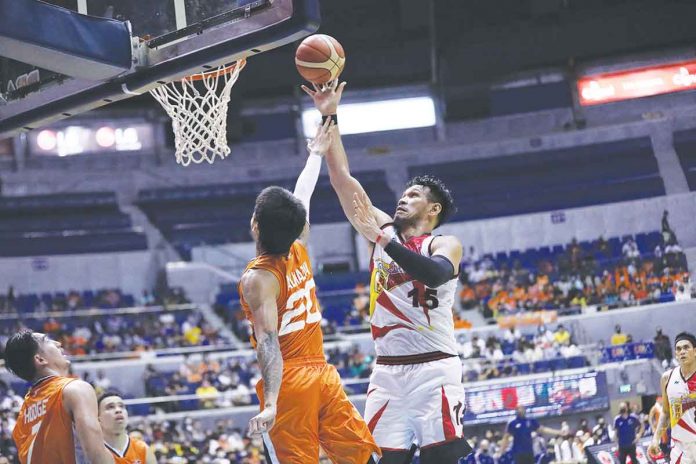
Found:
[185,58,247,81]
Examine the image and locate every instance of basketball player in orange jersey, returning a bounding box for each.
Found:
[649,396,670,459]
[650,332,696,464]
[239,118,380,464]
[98,393,156,464]
[303,80,472,464]
[4,329,114,464]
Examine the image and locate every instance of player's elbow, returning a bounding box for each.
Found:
[77,429,111,464]
[422,274,450,288]
[84,444,113,464]
[254,328,280,349]
[328,167,352,186]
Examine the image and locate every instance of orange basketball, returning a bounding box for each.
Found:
[295,34,346,84]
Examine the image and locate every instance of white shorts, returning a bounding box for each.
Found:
[363,356,465,451]
[672,441,696,464]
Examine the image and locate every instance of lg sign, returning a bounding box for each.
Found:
[578,59,696,106]
[30,124,153,156]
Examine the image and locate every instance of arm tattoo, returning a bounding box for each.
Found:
[655,409,668,436]
[257,332,283,402]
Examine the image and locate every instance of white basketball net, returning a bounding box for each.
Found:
[149,59,246,166]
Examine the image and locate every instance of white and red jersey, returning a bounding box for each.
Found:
[368,224,459,357]
[666,367,696,444]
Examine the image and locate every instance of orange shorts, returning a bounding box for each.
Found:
[256,356,380,464]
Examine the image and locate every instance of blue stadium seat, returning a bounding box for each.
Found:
[138,175,396,253]
[408,137,664,220]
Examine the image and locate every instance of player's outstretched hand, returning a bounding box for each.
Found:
[307,116,334,155]
[647,441,661,459]
[248,405,277,437]
[353,192,381,243]
[301,79,347,116]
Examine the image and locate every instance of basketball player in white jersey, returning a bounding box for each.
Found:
[649,332,696,464]
[302,80,471,463]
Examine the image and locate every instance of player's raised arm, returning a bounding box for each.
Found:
[301,81,392,229]
[240,268,283,436]
[62,380,115,464]
[293,117,333,244]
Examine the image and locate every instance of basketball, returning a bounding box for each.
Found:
[295,34,346,84]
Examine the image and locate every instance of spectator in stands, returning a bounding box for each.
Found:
[93,370,112,395]
[595,236,611,260]
[591,416,611,445]
[559,342,582,359]
[196,378,219,409]
[475,439,495,464]
[536,442,556,464]
[504,325,522,344]
[161,373,187,412]
[470,263,487,284]
[611,325,629,346]
[4,286,14,313]
[217,372,252,407]
[199,354,221,377]
[614,402,644,464]
[466,246,480,265]
[500,406,563,464]
[352,283,370,321]
[535,325,555,346]
[622,238,640,260]
[460,285,478,311]
[654,328,672,368]
[662,210,676,244]
[138,290,155,307]
[567,239,582,272]
[66,291,82,311]
[571,431,587,461]
[665,239,683,255]
[553,325,571,346]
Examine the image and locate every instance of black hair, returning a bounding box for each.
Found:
[675,331,696,349]
[3,329,40,382]
[406,175,456,227]
[254,186,306,255]
[98,391,123,408]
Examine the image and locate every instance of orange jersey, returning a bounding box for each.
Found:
[13,375,81,464]
[239,241,324,360]
[107,436,149,464]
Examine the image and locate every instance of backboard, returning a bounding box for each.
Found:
[0,0,320,139]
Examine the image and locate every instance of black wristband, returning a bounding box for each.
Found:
[383,240,454,288]
[321,114,338,125]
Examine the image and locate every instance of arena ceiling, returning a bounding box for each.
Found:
[36,0,696,119]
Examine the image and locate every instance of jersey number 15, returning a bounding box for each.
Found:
[407,285,439,309]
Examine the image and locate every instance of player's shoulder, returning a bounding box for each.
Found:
[62,378,95,410]
[290,239,311,260]
[240,268,279,294]
[131,436,149,451]
[662,368,675,381]
[429,234,463,250]
[62,378,92,396]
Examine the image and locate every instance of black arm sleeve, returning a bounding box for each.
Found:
[383,240,455,287]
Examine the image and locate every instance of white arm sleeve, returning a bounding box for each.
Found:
[293,152,323,221]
